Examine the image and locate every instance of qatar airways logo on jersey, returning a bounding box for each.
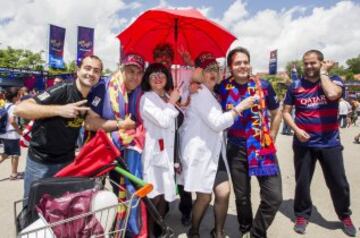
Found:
[299,95,328,107]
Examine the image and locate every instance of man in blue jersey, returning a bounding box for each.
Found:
[283,50,356,237]
[217,47,283,238]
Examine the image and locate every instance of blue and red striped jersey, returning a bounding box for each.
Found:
[284,76,344,147]
[217,77,279,147]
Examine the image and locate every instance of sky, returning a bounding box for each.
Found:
[0,0,359,73]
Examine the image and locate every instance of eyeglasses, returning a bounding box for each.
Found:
[149,72,167,80]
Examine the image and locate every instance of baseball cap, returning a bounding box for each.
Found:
[122,53,145,71]
[194,52,218,70]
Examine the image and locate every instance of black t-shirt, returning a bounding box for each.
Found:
[29,81,87,164]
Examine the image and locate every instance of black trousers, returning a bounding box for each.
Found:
[178,185,192,217]
[227,143,283,238]
[293,145,351,219]
[338,115,347,128]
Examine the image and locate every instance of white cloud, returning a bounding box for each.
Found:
[220,0,360,73]
[0,0,131,70]
[0,0,359,74]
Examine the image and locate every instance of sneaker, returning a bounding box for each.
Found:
[294,216,308,234]
[341,216,357,237]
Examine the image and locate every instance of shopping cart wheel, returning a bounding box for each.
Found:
[160,226,175,238]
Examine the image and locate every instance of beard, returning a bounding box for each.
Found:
[304,69,320,79]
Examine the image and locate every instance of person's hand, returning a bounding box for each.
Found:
[295,128,311,142]
[320,60,336,73]
[174,162,182,174]
[178,45,194,67]
[119,115,136,130]
[168,86,181,105]
[234,95,259,113]
[58,100,89,118]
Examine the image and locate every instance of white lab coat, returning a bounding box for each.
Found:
[140,91,179,202]
[179,86,234,194]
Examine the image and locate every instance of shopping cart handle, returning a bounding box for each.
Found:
[113,166,153,197]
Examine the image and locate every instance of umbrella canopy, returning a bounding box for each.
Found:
[117,8,237,64]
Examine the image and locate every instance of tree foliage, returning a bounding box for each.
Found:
[0,46,45,70]
[0,47,112,77]
[285,60,303,78]
[262,75,289,100]
[346,54,360,74]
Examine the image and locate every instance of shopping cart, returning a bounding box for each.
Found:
[14,129,174,238]
[15,167,153,238]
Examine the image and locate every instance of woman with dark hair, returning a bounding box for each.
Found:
[139,63,181,236]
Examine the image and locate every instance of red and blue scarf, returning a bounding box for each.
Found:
[224,76,279,176]
[245,77,279,176]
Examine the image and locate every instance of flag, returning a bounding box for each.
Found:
[269,49,277,75]
[77,26,94,66]
[291,63,298,81]
[49,24,66,69]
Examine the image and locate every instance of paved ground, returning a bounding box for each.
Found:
[1,125,359,237]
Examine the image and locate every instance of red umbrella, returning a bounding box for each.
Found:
[55,130,120,177]
[117,8,237,64]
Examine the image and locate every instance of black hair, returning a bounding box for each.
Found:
[78,55,103,71]
[227,47,251,67]
[303,49,324,61]
[5,87,19,102]
[153,43,174,61]
[141,63,173,92]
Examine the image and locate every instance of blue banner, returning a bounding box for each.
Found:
[49,24,66,69]
[77,26,94,66]
[269,50,277,75]
[291,64,298,81]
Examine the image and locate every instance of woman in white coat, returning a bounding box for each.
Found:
[180,53,257,238]
[139,63,181,236]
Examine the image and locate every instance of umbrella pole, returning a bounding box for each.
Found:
[174,18,179,87]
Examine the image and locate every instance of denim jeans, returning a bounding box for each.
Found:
[24,154,70,200]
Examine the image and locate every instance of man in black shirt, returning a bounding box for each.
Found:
[14,55,103,198]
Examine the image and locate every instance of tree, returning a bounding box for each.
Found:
[263,75,289,100]
[346,55,360,74]
[0,46,45,70]
[48,60,77,75]
[285,60,303,79]
[103,68,113,76]
[329,64,348,77]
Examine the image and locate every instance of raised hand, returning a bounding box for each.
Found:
[168,85,181,105]
[320,60,336,72]
[120,114,136,130]
[58,100,89,118]
[178,45,194,67]
[234,95,259,113]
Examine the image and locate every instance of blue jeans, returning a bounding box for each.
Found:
[24,154,69,200]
